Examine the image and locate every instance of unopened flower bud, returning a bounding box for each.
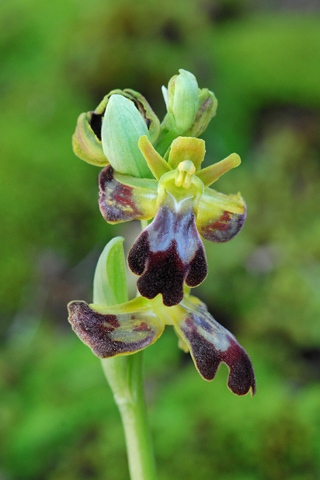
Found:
[165,69,199,134]
[102,94,154,179]
[186,88,218,137]
[72,89,160,167]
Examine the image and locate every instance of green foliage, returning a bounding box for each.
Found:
[1,327,320,480]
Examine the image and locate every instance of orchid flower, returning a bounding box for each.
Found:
[68,290,256,396]
[99,135,246,307]
[69,70,256,480]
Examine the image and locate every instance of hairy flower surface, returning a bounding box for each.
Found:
[68,292,256,396]
[99,136,246,306]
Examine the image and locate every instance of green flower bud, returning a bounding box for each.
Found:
[72,89,160,167]
[102,94,154,179]
[185,88,218,137]
[165,69,199,134]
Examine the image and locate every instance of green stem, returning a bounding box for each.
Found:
[154,128,178,157]
[94,237,157,480]
[101,353,157,480]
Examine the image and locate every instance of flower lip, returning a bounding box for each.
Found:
[128,192,207,307]
[98,135,246,305]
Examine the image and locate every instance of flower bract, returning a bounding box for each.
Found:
[99,136,246,306]
[68,292,256,396]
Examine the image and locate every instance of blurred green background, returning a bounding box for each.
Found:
[1,0,320,479]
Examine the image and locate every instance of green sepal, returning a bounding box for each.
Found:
[102,95,154,179]
[124,89,161,144]
[95,89,161,144]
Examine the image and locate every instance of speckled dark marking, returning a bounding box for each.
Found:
[133,322,152,332]
[99,165,143,222]
[128,204,207,307]
[68,301,156,358]
[181,315,256,396]
[199,207,246,243]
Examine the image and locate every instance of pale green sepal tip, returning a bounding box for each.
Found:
[93,237,128,306]
[138,135,171,180]
[197,153,241,188]
[101,94,153,179]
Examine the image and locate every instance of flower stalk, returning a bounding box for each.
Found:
[93,237,157,480]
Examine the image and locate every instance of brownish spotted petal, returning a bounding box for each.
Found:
[68,299,164,358]
[172,297,256,396]
[99,165,158,223]
[128,193,207,307]
[196,188,246,242]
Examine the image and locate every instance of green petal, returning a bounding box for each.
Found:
[196,153,241,188]
[138,135,171,180]
[196,188,246,243]
[168,137,206,171]
[68,297,164,359]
